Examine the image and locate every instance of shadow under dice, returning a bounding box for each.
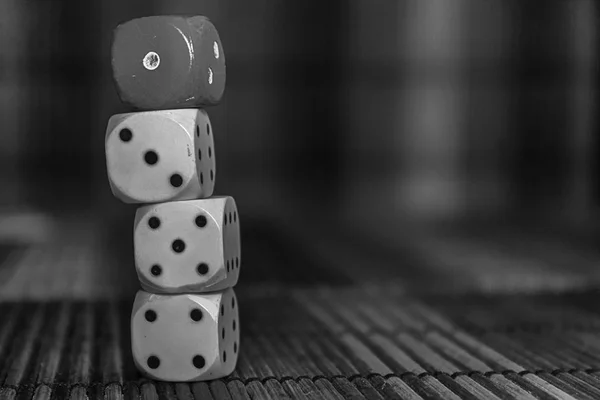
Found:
[134,197,241,294]
[112,15,226,110]
[105,109,216,204]
[131,289,239,381]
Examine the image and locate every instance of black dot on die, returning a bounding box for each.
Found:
[220,305,224,316]
[172,239,186,253]
[208,147,212,158]
[190,308,203,322]
[234,342,238,353]
[148,216,160,229]
[206,124,210,136]
[119,128,132,142]
[145,310,157,322]
[210,170,214,181]
[200,172,204,185]
[226,260,230,272]
[196,125,200,137]
[170,174,183,188]
[193,355,205,369]
[229,213,232,224]
[233,320,236,331]
[198,149,202,161]
[144,150,158,165]
[223,351,227,362]
[195,215,207,228]
[147,355,160,369]
[222,328,225,339]
[150,264,162,276]
[197,263,209,275]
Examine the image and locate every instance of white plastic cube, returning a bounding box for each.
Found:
[131,288,239,381]
[105,109,216,204]
[134,197,241,294]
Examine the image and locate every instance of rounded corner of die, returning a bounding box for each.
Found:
[114,17,136,32]
[106,179,126,202]
[110,185,137,205]
[132,210,144,229]
[195,108,209,121]
[226,286,237,298]
[132,290,150,311]
[189,15,212,30]
[105,115,120,136]
[226,195,237,208]
[214,85,226,104]
[104,129,114,146]
[132,256,147,277]
[133,204,152,226]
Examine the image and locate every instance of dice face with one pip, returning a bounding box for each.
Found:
[112,15,225,110]
[105,109,216,204]
[134,197,240,294]
[131,289,239,381]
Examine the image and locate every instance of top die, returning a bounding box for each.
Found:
[112,15,226,110]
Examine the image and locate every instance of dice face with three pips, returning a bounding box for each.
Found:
[105,109,216,204]
[109,14,239,383]
[112,15,226,110]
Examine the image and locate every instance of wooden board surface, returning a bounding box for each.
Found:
[1,215,600,399]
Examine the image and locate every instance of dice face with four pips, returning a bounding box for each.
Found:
[112,15,226,110]
[105,109,216,204]
[131,288,240,381]
[134,197,241,294]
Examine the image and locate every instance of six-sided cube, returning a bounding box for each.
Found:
[105,109,216,204]
[112,15,226,110]
[107,15,238,383]
[131,289,239,381]
[134,197,241,294]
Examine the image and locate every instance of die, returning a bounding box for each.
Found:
[105,109,216,204]
[112,15,225,110]
[131,288,240,381]
[134,197,241,294]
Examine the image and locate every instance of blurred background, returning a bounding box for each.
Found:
[2,3,600,394]
[0,0,598,262]
[3,2,600,393]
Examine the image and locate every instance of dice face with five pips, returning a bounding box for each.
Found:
[109,14,239,382]
[134,197,241,294]
[112,15,226,110]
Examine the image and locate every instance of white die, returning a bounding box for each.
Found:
[134,196,241,294]
[105,109,216,204]
[131,288,240,381]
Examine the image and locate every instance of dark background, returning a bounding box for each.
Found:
[0,0,598,240]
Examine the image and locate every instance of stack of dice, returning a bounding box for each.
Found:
[104,15,241,381]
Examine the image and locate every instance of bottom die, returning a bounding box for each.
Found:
[131,288,240,381]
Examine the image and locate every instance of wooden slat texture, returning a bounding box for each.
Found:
[0,219,600,398]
